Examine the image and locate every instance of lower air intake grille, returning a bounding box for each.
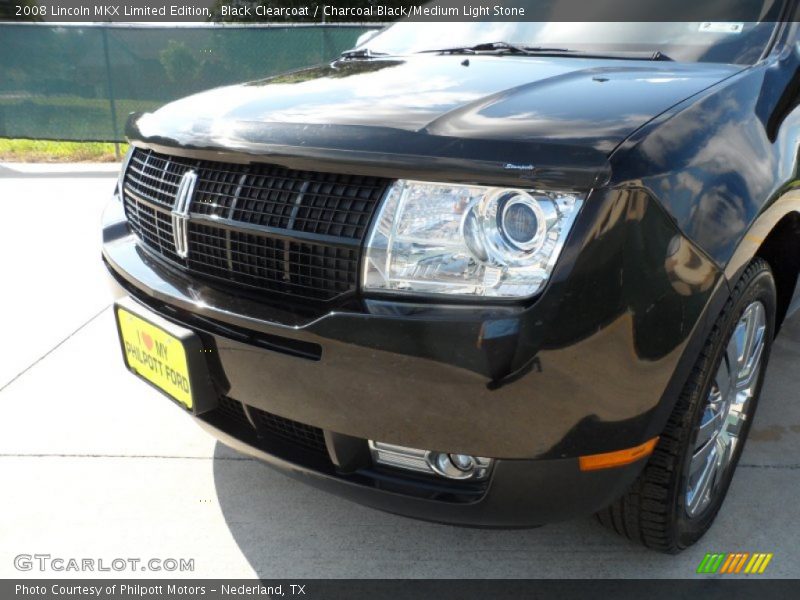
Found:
[216,396,249,427]
[249,405,328,455]
[214,397,328,455]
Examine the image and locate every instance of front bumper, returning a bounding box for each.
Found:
[196,414,644,527]
[102,187,723,525]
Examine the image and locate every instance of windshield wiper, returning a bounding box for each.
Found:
[419,42,572,56]
[419,42,673,62]
[339,48,389,59]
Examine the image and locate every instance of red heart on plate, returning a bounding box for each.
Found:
[141,331,154,352]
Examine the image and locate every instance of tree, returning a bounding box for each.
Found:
[159,40,200,87]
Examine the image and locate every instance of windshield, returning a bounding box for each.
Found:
[363,2,785,65]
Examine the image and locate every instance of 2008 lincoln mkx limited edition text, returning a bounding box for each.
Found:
[102,7,800,552]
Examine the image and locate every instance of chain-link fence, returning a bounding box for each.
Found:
[0,23,377,142]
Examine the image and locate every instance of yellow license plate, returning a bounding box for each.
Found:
[116,306,193,409]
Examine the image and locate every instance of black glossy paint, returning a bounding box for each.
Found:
[103,19,800,525]
[126,56,740,189]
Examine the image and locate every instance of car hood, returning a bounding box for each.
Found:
[129,55,740,189]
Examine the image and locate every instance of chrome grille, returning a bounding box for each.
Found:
[122,148,390,302]
[125,150,195,210]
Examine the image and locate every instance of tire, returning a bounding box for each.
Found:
[597,258,776,553]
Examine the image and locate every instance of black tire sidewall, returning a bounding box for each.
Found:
[673,263,776,548]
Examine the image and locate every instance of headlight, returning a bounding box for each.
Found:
[362,180,583,298]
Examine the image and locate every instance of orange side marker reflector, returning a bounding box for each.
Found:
[579,437,659,471]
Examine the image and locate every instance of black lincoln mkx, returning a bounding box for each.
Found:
[103,10,800,552]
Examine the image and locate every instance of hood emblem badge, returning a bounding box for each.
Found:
[172,169,197,259]
[504,163,535,171]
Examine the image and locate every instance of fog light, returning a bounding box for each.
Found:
[368,441,492,481]
[450,454,475,471]
[429,452,484,479]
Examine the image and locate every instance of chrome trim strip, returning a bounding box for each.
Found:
[187,213,361,248]
[368,440,493,481]
[171,169,198,259]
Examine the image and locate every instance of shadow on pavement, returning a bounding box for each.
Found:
[209,440,650,578]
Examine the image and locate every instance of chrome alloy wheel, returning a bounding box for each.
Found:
[685,300,767,518]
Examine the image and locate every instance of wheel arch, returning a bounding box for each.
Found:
[755,212,800,332]
[724,192,800,335]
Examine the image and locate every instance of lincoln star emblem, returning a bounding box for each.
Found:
[172,170,197,258]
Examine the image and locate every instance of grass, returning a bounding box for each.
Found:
[0,95,161,142]
[0,139,128,162]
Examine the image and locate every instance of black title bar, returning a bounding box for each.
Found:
[3,579,800,600]
[0,0,794,23]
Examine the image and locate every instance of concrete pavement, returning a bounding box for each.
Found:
[0,165,798,579]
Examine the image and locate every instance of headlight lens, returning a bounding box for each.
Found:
[363,180,583,298]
